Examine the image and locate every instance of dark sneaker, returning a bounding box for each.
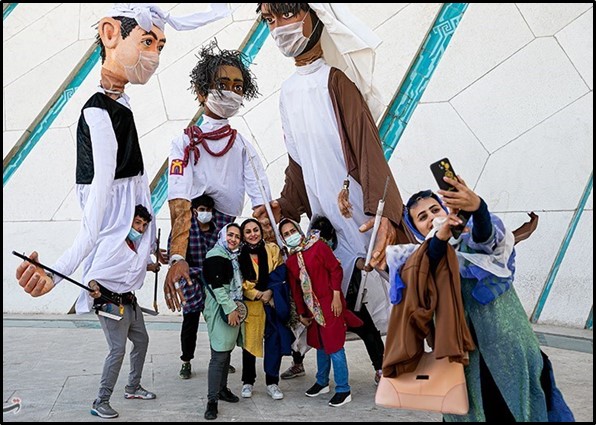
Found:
[124,385,156,400]
[218,387,240,403]
[305,382,330,397]
[281,363,305,379]
[179,362,192,379]
[228,364,236,374]
[329,391,352,407]
[91,399,119,419]
[204,401,218,420]
[374,369,382,386]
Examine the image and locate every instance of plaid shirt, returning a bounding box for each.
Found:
[168,209,234,314]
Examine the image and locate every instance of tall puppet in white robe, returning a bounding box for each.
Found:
[253,4,413,375]
[15,3,231,307]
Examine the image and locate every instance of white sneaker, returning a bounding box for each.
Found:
[241,384,253,398]
[266,384,284,400]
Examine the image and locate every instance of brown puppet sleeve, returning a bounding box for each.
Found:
[278,155,312,222]
[328,68,410,243]
[168,198,192,258]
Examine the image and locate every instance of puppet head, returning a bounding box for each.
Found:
[256,3,324,59]
[96,4,231,90]
[190,40,259,119]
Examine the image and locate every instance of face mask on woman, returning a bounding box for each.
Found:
[284,232,302,247]
[205,89,243,118]
[270,12,319,58]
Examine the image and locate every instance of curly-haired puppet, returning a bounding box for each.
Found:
[165,40,272,312]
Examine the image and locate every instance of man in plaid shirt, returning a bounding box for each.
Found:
[169,194,234,379]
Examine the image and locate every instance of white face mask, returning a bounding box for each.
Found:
[270,12,318,58]
[205,89,243,118]
[116,45,160,85]
[197,211,213,224]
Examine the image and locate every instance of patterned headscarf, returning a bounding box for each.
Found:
[279,218,325,326]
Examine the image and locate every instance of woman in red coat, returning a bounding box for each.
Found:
[279,218,362,408]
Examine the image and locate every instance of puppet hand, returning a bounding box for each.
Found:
[253,201,281,243]
[16,251,55,297]
[359,217,397,271]
[164,261,189,312]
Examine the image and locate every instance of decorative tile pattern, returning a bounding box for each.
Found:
[380,3,468,159]
[3,47,100,186]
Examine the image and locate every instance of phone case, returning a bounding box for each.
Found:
[430,158,471,238]
[430,158,458,192]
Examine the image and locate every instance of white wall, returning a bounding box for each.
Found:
[3,4,593,328]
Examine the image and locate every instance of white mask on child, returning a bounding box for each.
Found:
[205,90,243,118]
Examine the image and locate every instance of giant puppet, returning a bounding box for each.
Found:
[15,3,230,419]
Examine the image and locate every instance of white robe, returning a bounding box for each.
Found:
[50,89,155,313]
[168,116,271,217]
[280,58,371,293]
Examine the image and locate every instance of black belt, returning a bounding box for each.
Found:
[95,284,136,305]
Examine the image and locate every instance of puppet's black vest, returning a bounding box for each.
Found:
[76,93,144,184]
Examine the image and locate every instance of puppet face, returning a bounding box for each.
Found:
[243,221,263,245]
[260,4,316,57]
[226,226,242,251]
[100,18,166,84]
[408,197,447,237]
[201,65,245,119]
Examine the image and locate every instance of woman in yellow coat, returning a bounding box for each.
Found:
[238,219,285,400]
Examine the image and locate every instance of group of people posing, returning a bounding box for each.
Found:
[15,3,574,423]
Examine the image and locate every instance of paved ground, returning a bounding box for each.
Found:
[2,314,593,422]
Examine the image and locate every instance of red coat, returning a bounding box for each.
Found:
[286,240,362,354]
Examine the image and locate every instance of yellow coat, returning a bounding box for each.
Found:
[242,243,284,357]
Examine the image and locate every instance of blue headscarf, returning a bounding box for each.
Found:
[389,190,515,306]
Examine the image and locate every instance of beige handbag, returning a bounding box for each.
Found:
[375,351,469,415]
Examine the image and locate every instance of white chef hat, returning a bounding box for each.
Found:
[105,3,230,32]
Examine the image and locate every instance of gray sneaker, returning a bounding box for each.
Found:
[124,385,156,400]
[91,399,119,419]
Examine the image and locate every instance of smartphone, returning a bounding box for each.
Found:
[429,158,471,238]
[430,158,459,192]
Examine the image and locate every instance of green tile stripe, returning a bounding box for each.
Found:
[150,20,269,213]
[3,46,101,186]
[3,3,17,20]
[531,173,593,323]
[380,3,468,159]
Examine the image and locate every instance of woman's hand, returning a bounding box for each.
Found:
[228,309,240,327]
[436,213,464,241]
[331,290,343,317]
[438,176,481,213]
[299,315,313,327]
[260,289,273,304]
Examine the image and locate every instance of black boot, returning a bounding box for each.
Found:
[204,401,218,420]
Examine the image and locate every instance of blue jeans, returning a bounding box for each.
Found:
[316,347,350,393]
